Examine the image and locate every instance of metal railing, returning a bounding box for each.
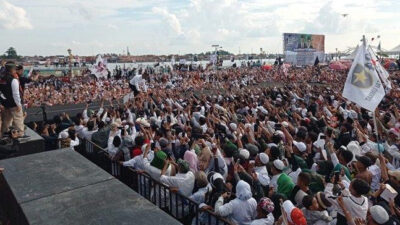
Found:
[76,138,233,225]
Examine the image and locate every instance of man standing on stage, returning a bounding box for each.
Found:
[0,61,25,136]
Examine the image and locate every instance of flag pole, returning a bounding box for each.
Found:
[362,35,366,47]
[373,109,380,141]
[363,35,381,142]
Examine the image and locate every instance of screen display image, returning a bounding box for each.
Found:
[283,33,325,65]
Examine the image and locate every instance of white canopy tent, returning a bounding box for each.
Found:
[387,44,400,56]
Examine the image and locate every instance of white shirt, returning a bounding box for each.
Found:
[254,166,270,186]
[96,107,104,118]
[129,75,147,92]
[368,165,381,191]
[330,152,340,167]
[160,171,195,197]
[189,186,208,204]
[122,151,154,170]
[325,183,368,219]
[78,127,88,139]
[250,214,275,225]
[270,173,281,191]
[75,125,85,138]
[107,132,121,156]
[82,129,97,141]
[215,196,257,225]
[82,109,89,123]
[301,108,308,117]
[70,138,80,149]
[143,158,171,182]
[201,124,208,134]
[11,79,21,106]
[288,168,302,184]
[107,145,119,157]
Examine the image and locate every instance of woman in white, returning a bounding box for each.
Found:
[215,180,257,225]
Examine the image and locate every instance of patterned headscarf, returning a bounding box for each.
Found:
[258,197,275,213]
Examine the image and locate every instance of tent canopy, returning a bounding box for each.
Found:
[388,44,400,54]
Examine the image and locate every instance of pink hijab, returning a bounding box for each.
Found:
[184,150,198,173]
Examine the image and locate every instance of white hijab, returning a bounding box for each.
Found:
[236,180,252,201]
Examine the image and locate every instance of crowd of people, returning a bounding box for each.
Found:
[24,76,130,107]
[2,59,400,225]
[21,64,345,108]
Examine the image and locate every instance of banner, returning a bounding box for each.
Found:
[90,55,108,79]
[283,33,325,66]
[342,41,385,111]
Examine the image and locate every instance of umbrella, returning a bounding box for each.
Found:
[329,61,347,70]
[261,65,273,71]
[339,60,352,69]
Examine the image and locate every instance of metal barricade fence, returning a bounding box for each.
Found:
[80,139,233,225]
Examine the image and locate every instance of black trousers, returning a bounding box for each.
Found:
[129,84,139,95]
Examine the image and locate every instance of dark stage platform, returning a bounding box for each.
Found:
[13,127,45,158]
[0,127,45,160]
[0,149,181,225]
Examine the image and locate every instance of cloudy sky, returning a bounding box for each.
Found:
[0,0,399,56]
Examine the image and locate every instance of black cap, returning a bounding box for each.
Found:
[356,155,372,168]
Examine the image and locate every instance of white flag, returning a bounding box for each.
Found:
[342,42,385,112]
[27,67,33,77]
[368,46,392,92]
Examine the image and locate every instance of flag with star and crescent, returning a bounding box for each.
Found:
[343,40,386,112]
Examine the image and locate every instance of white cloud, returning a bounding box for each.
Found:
[218,28,230,36]
[302,2,347,34]
[1,0,399,55]
[107,24,119,30]
[68,3,93,20]
[302,1,380,35]
[0,0,32,29]
[152,7,183,35]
